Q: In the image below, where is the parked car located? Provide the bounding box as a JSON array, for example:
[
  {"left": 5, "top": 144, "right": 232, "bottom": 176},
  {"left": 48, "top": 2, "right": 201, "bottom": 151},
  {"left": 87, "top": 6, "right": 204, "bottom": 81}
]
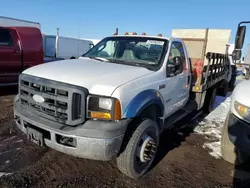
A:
[
  {"left": 13, "top": 30, "right": 231, "bottom": 179},
  {"left": 0, "top": 26, "right": 43, "bottom": 86},
  {"left": 221, "top": 22, "right": 250, "bottom": 164},
  {"left": 43, "top": 35, "right": 94, "bottom": 62}
]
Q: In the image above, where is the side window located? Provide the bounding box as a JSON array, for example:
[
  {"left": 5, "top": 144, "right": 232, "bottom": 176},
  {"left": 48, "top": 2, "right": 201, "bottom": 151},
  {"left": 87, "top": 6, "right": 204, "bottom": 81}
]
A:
[
  {"left": 167, "top": 41, "right": 186, "bottom": 76},
  {"left": 0, "top": 29, "right": 13, "bottom": 46},
  {"left": 96, "top": 41, "right": 116, "bottom": 58}
]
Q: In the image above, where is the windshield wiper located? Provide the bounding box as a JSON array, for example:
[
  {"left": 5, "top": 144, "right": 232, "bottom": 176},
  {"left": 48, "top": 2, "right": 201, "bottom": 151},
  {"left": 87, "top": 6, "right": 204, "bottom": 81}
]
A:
[
  {"left": 108, "top": 59, "right": 155, "bottom": 70},
  {"left": 85, "top": 56, "right": 109, "bottom": 62}
]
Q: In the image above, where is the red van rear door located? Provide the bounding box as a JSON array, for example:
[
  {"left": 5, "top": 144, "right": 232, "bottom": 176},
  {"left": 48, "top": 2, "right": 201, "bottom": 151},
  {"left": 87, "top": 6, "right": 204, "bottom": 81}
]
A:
[{"left": 0, "top": 27, "right": 22, "bottom": 85}]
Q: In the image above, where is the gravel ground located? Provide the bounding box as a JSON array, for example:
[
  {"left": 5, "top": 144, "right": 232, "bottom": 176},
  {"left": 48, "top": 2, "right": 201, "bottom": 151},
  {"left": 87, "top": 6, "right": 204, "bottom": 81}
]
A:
[{"left": 0, "top": 87, "right": 250, "bottom": 188}]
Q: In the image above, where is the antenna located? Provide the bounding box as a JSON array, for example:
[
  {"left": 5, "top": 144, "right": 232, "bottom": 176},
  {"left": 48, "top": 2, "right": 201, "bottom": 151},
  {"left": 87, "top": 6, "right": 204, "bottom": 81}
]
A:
[{"left": 56, "top": 28, "right": 59, "bottom": 36}]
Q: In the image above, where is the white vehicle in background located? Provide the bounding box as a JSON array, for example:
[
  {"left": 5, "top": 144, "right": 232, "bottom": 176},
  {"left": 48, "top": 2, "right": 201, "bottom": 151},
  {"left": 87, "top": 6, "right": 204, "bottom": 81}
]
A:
[
  {"left": 43, "top": 35, "right": 94, "bottom": 62},
  {"left": 82, "top": 38, "right": 101, "bottom": 46},
  {"left": 241, "top": 44, "right": 250, "bottom": 79},
  {"left": 221, "top": 21, "right": 250, "bottom": 165},
  {"left": 0, "top": 16, "right": 41, "bottom": 29}
]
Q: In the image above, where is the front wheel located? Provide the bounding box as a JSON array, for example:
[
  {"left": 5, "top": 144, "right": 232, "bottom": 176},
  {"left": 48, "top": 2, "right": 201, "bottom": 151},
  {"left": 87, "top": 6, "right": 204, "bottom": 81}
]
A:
[{"left": 116, "top": 119, "right": 160, "bottom": 179}]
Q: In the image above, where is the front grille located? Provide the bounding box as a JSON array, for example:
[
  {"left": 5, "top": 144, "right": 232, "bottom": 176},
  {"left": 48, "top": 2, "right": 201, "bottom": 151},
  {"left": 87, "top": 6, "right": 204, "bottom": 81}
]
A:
[{"left": 19, "top": 74, "right": 88, "bottom": 126}]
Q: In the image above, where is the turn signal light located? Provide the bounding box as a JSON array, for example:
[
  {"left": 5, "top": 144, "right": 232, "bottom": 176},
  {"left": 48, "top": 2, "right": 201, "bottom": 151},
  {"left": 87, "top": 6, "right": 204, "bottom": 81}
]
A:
[{"left": 90, "top": 112, "right": 111, "bottom": 119}]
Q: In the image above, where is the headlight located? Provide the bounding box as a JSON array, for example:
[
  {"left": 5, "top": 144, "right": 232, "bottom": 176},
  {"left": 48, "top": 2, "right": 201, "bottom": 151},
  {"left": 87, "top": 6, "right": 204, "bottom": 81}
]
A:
[
  {"left": 234, "top": 101, "right": 250, "bottom": 120},
  {"left": 87, "top": 95, "right": 121, "bottom": 121}
]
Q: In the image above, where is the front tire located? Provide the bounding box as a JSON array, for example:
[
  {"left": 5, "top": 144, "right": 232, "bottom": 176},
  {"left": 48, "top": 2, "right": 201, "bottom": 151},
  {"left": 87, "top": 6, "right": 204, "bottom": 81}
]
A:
[
  {"left": 221, "top": 114, "right": 248, "bottom": 165},
  {"left": 117, "top": 119, "right": 160, "bottom": 179}
]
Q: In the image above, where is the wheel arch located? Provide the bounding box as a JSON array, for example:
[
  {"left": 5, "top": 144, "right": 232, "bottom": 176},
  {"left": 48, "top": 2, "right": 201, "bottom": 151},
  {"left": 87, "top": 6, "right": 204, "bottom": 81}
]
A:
[
  {"left": 123, "top": 89, "right": 164, "bottom": 119},
  {"left": 123, "top": 89, "right": 164, "bottom": 130}
]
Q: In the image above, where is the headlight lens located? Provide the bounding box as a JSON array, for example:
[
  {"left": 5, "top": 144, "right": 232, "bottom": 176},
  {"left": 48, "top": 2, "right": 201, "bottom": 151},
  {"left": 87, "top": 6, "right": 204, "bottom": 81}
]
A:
[
  {"left": 234, "top": 101, "right": 250, "bottom": 120},
  {"left": 87, "top": 95, "right": 121, "bottom": 121},
  {"left": 99, "top": 98, "right": 112, "bottom": 110}
]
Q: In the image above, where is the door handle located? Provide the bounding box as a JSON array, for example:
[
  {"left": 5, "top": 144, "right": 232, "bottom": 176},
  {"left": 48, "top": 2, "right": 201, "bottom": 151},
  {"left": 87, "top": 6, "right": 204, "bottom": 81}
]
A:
[
  {"left": 158, "top": 84, "right": 165, "bottom": 89},
  {"left": 187, "top": 76, "right": 190, "bottom": 84}
]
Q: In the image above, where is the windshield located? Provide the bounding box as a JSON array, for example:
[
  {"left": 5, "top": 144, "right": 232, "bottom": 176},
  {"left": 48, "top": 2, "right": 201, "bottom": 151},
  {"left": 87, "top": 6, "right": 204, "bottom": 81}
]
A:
[{"left": 82, "top": 36, "right": 168, "bottom": 69}]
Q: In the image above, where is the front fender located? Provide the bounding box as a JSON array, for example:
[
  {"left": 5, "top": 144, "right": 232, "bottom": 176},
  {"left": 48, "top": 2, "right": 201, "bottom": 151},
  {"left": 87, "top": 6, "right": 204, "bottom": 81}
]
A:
[{"left": 123, "top": 89, "right": 164, "bottom": 118}]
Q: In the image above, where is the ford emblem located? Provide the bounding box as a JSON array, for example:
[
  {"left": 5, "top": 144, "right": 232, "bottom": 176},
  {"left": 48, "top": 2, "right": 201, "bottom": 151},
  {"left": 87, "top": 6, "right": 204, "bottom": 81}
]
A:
[{"left": 33, "top": 94, "right": 45, "bottom": 103}]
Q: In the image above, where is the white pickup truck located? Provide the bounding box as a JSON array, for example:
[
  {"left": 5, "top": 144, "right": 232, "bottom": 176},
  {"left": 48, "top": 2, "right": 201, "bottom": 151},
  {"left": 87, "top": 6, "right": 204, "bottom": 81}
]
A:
[{"left": 14, "top": 31, "right": 231, "bottom": 178}]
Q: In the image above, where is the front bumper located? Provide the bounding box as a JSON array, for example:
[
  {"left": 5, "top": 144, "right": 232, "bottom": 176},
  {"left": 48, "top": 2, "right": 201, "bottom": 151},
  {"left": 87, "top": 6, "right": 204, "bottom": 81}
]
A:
[
  {"left": 228, "top": 113, "right": 250, "bottom": 155},
  {"left": 14, "top": 101, "right": 129, "bottom": 161}
]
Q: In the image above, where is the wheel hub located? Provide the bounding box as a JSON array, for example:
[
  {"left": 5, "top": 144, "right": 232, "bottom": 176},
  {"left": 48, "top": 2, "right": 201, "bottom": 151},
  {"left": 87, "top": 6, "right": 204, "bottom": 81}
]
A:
[{"left": 139, "top": 135, "right": 156, "bottom": 163}]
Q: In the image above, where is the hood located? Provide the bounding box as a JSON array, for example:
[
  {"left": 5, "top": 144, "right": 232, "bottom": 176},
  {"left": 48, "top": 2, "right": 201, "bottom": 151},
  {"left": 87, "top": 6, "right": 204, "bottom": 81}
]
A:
[
  {"left": 232, "top": 79, "right": 250, "bottom": 107},
  {"left": 23, "top": 58, "right": 153, "bottom": 96}
]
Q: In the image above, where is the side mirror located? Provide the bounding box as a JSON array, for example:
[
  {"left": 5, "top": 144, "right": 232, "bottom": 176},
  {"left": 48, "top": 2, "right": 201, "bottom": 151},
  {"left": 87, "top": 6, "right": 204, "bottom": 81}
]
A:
[
  {"left": 167, "top": 64, "right": 176, "bottom": 77},
  {"left": 166, "top": 56, "right": 183, "bottom": 77},
  {"left": 232, "top": 49, "right": 242, "bottom": 61},
  {"left": 235, "top": 26, "right": 246, "bottom": 49},
  {"left": 173, "top": 56, "right": 182, "bottom": 66}
]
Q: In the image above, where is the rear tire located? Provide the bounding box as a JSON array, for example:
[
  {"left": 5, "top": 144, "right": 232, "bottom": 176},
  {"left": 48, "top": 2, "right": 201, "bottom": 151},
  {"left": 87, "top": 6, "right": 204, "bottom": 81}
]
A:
[
  {"left": 229, "top": 65, "right": 237, "bottom": 90},
  {"left": 221, "top": 114, "right": 248, "bottom": 165},
  {"left": 116, "top": 119, "right": 160, "bottom": 179},
  {"left": 203, "top": 87, "right": 217, "bottom": 113},
  {"left": 217, "top": 80, "right": 229, "bottom": 97}
]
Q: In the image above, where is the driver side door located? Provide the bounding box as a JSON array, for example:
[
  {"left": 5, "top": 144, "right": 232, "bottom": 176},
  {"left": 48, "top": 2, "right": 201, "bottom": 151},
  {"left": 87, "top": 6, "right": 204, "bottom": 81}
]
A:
[{"left": 165, "top": 41, "right": 190, "bottom": 114}]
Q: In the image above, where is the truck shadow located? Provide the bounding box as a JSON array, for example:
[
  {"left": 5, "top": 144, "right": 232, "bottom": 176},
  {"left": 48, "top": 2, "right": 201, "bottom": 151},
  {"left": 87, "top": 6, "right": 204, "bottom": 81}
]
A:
[
  {"left": 0, "top": 86, "right": 18, "bottom": 96},
  {"left": 151, "top": 112, "right": 206, "bottom": 169}
]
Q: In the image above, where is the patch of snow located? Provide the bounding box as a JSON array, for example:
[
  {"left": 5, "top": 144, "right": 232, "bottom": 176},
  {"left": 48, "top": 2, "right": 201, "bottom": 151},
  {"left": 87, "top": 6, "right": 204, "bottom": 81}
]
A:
[
  {"left": 194, "top": 76, "right": 244, "bottom": 159},
  {"left": 203, "top": 142, "right": 222, "bottom": 159},
  {"left": 0, "top": 172, "right": 12, "bottom": 177},
  {"left": 14, "top": 139, "right": 23, "bottom": 143}
]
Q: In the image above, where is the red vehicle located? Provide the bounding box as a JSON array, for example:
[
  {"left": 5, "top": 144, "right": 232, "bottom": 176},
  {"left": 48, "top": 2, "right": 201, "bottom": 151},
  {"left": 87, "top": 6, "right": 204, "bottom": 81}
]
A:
[{"left": 0, "top": 26, "right": 43, "bottom": 86}]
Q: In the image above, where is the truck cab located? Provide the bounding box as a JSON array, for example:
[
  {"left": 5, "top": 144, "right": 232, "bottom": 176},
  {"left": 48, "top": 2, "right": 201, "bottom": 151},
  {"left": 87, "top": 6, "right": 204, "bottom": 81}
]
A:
[
  {"left": 13, "top": 32, "right": 230, "bottom": 179},
  {"left": 0, "top": 26, "right": 43, "bottom": 86}
]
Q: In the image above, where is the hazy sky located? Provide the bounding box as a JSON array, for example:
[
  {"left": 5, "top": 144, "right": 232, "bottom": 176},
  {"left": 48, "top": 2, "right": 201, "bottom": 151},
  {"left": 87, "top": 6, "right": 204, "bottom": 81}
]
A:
[{"left": 1, "top": 0, "right": 250, "bottom": 51}]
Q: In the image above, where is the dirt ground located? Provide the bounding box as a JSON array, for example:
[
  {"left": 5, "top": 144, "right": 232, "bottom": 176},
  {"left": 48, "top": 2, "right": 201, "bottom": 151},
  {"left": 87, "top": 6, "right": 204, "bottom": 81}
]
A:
[{"left": 1, "top": 87, "right": 250, "bottom": 188}]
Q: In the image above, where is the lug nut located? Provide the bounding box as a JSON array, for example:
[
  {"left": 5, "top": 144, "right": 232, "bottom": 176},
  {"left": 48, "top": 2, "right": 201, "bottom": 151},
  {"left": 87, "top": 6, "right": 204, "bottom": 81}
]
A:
[{"left": 144, "top": 157, "right": 150, "bottom": 161}]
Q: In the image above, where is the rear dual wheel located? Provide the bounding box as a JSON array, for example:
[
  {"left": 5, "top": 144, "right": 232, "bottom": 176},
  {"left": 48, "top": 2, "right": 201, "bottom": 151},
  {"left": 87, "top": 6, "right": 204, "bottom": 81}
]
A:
[
  {"left": 116, "top": 119, "right": 160, "bottom": 179},
  {"left": 203, "top": 87, "right": 217, "bottom": 113}
]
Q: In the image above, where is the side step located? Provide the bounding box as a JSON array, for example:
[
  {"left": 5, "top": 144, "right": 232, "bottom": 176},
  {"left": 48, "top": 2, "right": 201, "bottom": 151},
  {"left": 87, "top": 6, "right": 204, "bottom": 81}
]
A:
[{"left": 163, "top": 100, "right": 198, "bottom": 130}]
